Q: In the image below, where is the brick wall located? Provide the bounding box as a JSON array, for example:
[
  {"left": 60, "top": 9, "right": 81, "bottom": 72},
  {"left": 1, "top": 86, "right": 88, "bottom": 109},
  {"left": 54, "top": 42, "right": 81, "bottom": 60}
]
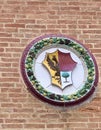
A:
[{"left": 0, "top": 0, "right": 101, "bottom": 130}]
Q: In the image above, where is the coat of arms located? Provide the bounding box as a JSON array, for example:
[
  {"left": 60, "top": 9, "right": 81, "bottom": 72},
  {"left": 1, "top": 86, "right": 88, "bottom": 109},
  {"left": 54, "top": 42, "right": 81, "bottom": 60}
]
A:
[
  {"left": 42, "top": 50, "right": 77, "bottom": 89},
  {"left": 21, "top": 35, "right": 98, "bottom": 107}
]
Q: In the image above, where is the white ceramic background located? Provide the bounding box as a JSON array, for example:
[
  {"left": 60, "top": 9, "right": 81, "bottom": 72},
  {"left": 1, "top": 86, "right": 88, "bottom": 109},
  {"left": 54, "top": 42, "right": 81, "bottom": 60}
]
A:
[{"left": 34, "top": 47, "right": 86, "bottom": 95}]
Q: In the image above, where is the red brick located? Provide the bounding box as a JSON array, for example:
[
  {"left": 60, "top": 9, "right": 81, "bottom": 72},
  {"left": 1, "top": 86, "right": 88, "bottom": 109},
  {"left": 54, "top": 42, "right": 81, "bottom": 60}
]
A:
[
  {"left": 1, "top": 103, "right": 22, "bottom": 108},
  {"left": 16, "top": 19, "right": 35, "bottom": 24},
  {"left": 2, "top": 73, "right": 19, "bottom": 77},
  {"left": 27, "top": 1, "right": 46, "bottom": 5},
  {"left": 0, "top": 114, "right": 9, "bottom": 118},
  {"left": 0, "top": 94, "right": 8, "bottom": 99},
  {"left": 89, "top": 118, "right": 101, "bottom": 122},
  {"left": 75, "top": 129, "right": 93, "bottom": 130},
  {"left": 0, "top": 43, "right": 8, "bottom": 47},
  {"left": 0, "top": 38, "right": 20, "bottom": 42},
  {"left": 47, "top": 124, "right": 64, "bottom": 128},
  {"left": 89, "top": 25, "right": 101, "bottom": 29},
  {"left": 1, "top": 88, "right": 21, "bottom": 93},
  {"left": 67, "top": 122, "right": 87, "bottom": 128},
  {"left": 36, "top": 19, "right": 57, "bottom": 24},
  {"left": 60, "top": 7, "right": 80, "bottom": 11},
  {"left": 7, "top": 1, "right": 23, "bottom": 4},
  {"left": 84, "top": 44, "right": 93, "bottom": 48},
  {"left": 0, "top": 0, "right": 100, "bottom": 130},
  {"left": 5, "top": 119, "right": 26, "bottom": 123},
  {"left": 69, "top": 118, "right": 89, "bottom": 122},
  {"left": 1, "top": 57, "right": 19, "bottom": 62},
  {"left": 10, "top": 113, "right": 30, "bottom": 118},
  {"left": 0, "top": 83, "right": 14, "bottom": 87},
  {"left": 6, "top": 48, "right": 23, "bottom": 52},
  {"left": 2, "top": 124, "right": 23, "bottom": 128},
  {"left": 91, "top": 49, "right": 101, "bottom": 53},
  {"left": 24, "top": 124, "right": 45, "bottom": 128},
  {"left": 0, "top": 48, "right": 4, "bottom": 52},
  {"left": 0, "top": 119, "right": 4, "bottom": 123},
  {"left": 12, "top": 98, "right": 26, "bottom": 102},
  {"left": 0, "top": 14, "right": 15, "bottom": 18},
  {"left": 13, "top": 108, "right": 34, "bottom": 113},
  {"left": 0, "top": 68, "right": 18, "bottom": 72},
  {"left": 78, "top": 20, "right": 97, "bottom": 24},
  {"left": 40, "top": 29, "right": 60, "bottom": 33},
  {"left": 69, "top": 2, "right": 87, "bottom": 6},
  {"left": 26, "top": 25, "right": 46, "bottom": 29},
  {"left": 0, "top": 78, "right": 19, "bottom": 82},
  {"left": 3, "top": 28, "right": 18, "bottom": 33},
  {"left": 0, "top": 53, "right": 12, "bottom": 58},
  {"left": 9, "top": 93, "right": 27, "bottom": 98},
  {"left": 0, "top": 98, "right": 10, "bottom": 102},
  {"left": 47, "top": 24, "right": 66, "bottom": 29},
  {"left": 58, "top": 20, "right": 77, "bottom": 24},
  {"left": 0, "top": 19, "right": 13, "bottom": 23},
  {"left": 0, "top": 33, "right": 12, "bottom": 37},
  {"left": 40, "top": 113, "right": 60, "bottom": 119},
  {"left": 94, "top": 44, "right": 101, "bottom": 48},
  {"left": 87, "top": 123, "right": 98, "bottom": 128},
  {"left": 5, "top": 24, "right": 25, "bottom": 28},
  {"left": 78, "top": 25, "right": 88, "bottom": 28},
  {"left": 11, "top": 62, "right": 19, "bottom": 67}
]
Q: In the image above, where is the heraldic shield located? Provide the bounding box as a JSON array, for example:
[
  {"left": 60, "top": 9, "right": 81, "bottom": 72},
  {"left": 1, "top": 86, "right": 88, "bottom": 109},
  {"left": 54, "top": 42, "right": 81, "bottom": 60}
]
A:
[{"left": 42, "top": 50, "right": 77, "bottom": 89}]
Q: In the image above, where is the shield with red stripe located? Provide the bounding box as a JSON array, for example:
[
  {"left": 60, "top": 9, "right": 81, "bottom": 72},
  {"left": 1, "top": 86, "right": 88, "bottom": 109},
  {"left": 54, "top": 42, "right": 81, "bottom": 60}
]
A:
[{"left": 42, "top": 50, "right": 77, "bottom": 89}]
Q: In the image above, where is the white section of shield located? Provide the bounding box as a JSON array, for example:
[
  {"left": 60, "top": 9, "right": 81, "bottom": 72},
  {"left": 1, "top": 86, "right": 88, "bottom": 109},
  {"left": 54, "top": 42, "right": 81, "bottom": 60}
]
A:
[
  {"left": 60, "top": 71, "right": 72, "bottom": 89},
  {"left": 33, "top": 47, "right": 87, "bottom": 95}
]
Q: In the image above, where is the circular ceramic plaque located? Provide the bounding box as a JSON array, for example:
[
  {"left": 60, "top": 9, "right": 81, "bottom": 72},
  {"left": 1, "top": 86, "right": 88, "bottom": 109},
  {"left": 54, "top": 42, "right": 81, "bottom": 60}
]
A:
[{"left": 21, "top": 34, "right": 98, "bottom": 107}]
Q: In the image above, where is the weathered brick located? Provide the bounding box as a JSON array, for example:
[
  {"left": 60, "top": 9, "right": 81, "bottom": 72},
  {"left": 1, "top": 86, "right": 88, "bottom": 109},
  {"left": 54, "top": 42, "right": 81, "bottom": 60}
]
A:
[
  {"left": 5, "top": 119, "right": 26, "bottom": 123},
  {"left": 0, "top": 38, "right": 20, "bottom": 42},
  {"left": 87, "top": 123, "right": 98, "bottom": 128},
  {"left": 47, "top": 124, "right": 64, "bottom": 128},
  {"left": 24, "top": 124, "right": 45, "bottom": 128},
  {"left": 13, "top": 108, "right": 34, "bottom": 113},
  {"left": 1, "top": 103, "right": 22, "bottom": 108},
  {"left": 0, "top": 78, "right": 19, "bottom": 82},
  {"left": 0, "top": 19, "right": 13, "bottom": 23},
  {"left": 0, "top": 0, "right": 100, "bottom": 130},
  {"left": 0, "top": 83, "right": 14, "bottom": 87},
  {"left": 5, "top": 24, "right": 25, "bottom": 28},
  {"left": 0, "top": 33, "right": 12, "bottom": 37},
  {"left": 2, "top": 124, "right": 23, "bottom": 128},
  {"left": 1, "top": 88, "right": 21, "bottom": 93}
]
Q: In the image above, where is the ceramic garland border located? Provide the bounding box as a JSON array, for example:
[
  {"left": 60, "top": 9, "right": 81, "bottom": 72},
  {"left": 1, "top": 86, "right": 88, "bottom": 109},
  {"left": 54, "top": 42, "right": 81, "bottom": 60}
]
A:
[{"left": 21, "top": 34, "right": 98, "bottom": 107}]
